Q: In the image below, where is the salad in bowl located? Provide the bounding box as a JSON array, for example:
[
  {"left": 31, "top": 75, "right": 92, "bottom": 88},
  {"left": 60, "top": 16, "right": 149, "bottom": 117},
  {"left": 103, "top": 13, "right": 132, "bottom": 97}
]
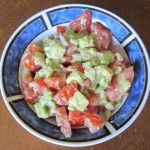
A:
[{"left": 21, "top": 12, "right": 134, "bottom": 137}]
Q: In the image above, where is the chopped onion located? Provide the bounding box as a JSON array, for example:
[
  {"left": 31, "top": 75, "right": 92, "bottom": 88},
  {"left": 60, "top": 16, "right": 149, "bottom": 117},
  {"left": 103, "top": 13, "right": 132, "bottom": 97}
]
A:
[
  {"left": 59, "top": 33, "right": 69, "bottom": 46},
  {"left": 91, "top": 23, "right": 94, "bottom": 31}
]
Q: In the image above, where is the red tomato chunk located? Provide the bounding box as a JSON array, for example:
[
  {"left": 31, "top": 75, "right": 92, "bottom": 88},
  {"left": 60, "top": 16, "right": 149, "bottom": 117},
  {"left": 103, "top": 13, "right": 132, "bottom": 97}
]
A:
[
  {"left": 68, "top": 11, "right": 92, "bottom": 33},
  {"left": 69, "top": 110, "right": 85, "bottom": 126},
  {"left": 56, "top": 107, "right": 72, "bottom": 137},
  {"left": 53, "top": 81, "right": 78, "bottom": 106},
  {"left": 44, "top": 72, "right": 66, "bottom": 91},
  {"left": 84, "top": 113, "right": 105, "bottom": 134}
]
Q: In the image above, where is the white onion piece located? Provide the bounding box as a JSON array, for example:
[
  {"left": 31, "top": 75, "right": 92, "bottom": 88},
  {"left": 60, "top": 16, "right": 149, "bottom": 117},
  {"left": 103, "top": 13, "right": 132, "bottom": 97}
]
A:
[
  {"left": 59, "top": 33, "right": 69, "bottom": 46},
  {"left": 91, "top": 23, "right": 94, "bottom": 31}
]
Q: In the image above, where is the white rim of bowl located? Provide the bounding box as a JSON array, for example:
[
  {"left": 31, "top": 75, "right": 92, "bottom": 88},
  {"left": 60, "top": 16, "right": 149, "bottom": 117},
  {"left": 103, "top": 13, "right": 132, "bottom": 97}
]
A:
[{"left": 0, "top": 4, "right": 150, "bottom": 147}]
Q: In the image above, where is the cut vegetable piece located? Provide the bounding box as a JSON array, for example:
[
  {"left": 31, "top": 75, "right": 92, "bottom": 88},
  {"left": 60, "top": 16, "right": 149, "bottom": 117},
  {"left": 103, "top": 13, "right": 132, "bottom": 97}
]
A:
[
  {"left": 81, "top": 88, "right": 99, "bottom": 106},
  {"left": 61, "top": 55, "right": 73, "bottom": 66},
  {"left": 53, "top": 81, "right": 78, "bottom": 106},
  {"left": 44, "top": 39, "right": 66, "bottom": 59},
  {"left": 23, "top": 53, "right": 41, "bottom": 72},
  {"left": 65, "top": 44, "right": 77, "bottom": 55},
  {"left": 34, "top": 90, "right": 57, "bottom": 118},
  {"left": 106, "top": 87, "right": 122, "bottom": 102},
  {"left": 68, "top": 11, "right": 92, "bottom": 33},
  {"left": 69, "top": 110, "right": 85, "bottom": 126},
  {"left": 56, "top": 107, "right": 72, "bottom": 137},
  {"left": 22, "top": 74, "right": 38, "bottom": 102},
  {"left": 32, "top": 52, "right": 45, "bottom": 67},
  {"left": 66, "top": 71, "right": 84, "bottom": 85},
  {"left": 28, "top": 44, "right": 43, "bottom": 53},
  {"left": 44, "top": 72, "right": 66, "bottom": 91},
  {"left": 68, "top": 91, "right": 89, "bottom": 111},
  {"left": 85, "top": 106, "right": 100, "bottom": 114},
  {"left": 123, "top": 66, "right": 134, "bottom": 83},
  {"left": 84, "top": 113, "right": 105, "bottom": 134},
  {"left": 34, "top": 59, "right": 60, "bottom": 79},
  {"left": 78, "top": 35, "right": 94, "bottom": 48},
  {"left": 29, "top": 79, "right": 48, "bottom": 95},
  {"left": 23, "top": 87, "right": 38, "bottom": 102},
  {"left": 67, "top": 63, "right": 84, "bottom": 72},
  {"left": 93, "top": 22, "right": 112, "bottom": 50},
  {"left": 59, "top": 33, "right": 69, "bottom": 46},
  {"left": 57, "top": 26, "right": 67, "bottom": 34}
]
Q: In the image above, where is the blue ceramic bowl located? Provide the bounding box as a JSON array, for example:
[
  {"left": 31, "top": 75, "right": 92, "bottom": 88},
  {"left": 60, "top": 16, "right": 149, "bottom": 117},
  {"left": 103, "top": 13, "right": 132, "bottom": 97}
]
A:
[{"left": 0, "top": 4, "right": 150, "bottom": 147}]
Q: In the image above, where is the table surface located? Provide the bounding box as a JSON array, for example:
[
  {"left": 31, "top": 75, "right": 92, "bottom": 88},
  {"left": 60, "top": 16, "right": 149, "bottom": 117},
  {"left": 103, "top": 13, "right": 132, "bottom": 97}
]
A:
[{"left": 0, "top": 0, "right": 150, "bottom": 150}]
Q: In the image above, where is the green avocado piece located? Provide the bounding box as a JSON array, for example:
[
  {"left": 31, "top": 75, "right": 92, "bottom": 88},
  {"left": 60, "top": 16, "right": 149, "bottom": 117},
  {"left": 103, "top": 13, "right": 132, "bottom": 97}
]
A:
[
  {"left": 66, "top": 71, "right": 84, "bottom": 85},
  {"left": 79, "top": 48, "right": 97, "bottom": 61},
  {"left": 99, "top": 51, "right": 114, "bottom": 65},
  {"left": 34, "top": 90, "right": 57, "bottom": 118},
  {"left": 32, "top": 52, "right": 45, "bottom": 67},
  {"left": 44, "top": 39, "right": 66, "bottom": 59},
  {"left": 64, "top": 30, "right": 84, "bottom": 40},
  {"left": 41, "top": 38, "right": 51, "bottom": 50},
  {"left": 78, "top": 35, "right": 94, "bottom": 48},
  {"left": 68, "top": 91, "right": 89, "bottom": 111},
  {"left": 34, "top": 59, "right": 60, "bottom": 79}
]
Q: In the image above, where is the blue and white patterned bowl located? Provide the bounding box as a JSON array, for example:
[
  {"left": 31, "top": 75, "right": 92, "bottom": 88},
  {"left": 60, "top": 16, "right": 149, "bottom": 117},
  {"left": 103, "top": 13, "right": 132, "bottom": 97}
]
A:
[{"left": 0, "top": 4, "right": 150, "bottom": 147}]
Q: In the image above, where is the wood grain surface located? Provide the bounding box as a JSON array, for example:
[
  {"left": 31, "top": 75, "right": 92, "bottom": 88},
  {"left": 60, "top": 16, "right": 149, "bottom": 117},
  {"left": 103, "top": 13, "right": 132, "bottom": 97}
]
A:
[{"left": 0, "top": 0, "right": 150, "bottom": 150}]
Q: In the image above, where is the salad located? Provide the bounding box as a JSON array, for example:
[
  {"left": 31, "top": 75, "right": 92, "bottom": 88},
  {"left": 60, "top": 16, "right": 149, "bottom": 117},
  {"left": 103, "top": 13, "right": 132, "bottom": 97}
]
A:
[{"left": 22, "top": 12, "right": 134, "bottom": 137}]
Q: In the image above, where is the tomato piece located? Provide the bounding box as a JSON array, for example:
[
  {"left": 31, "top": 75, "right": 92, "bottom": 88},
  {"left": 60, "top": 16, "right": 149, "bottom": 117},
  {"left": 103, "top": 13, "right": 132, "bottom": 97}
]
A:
[
  {"left": 106, "top": 66, "right": 134, "bottom": 102},
  {"left": 123, "top": 66, "right": 134, "bottom": 83},
  {"left": 83, "top": 79, "right": 92, "bottom": 87},
  {"left": 29, "top": 79, "right": 48, "bottom": 95},
  {"left": 23, "top": 74, "right": 33, "bottom": 85},
  {"left": 106, "top": 87, "right": 122, "bottom": 102},
  {"left": 93, "top": 22, "right": 112, "bottom": 50},
  {"left": 65, "top": 44, "right": 77, "bottom": 55},
  {"left": 68, "top": 12, "right": 92, "bottom": 33},
  {"left": 81, "top": 88, "right": 99, "bottom": 106},
  {"left": 69, "top": 110, "right": 85, "bottom": 126},
  {"left": 110, "top": 57, "right": 129, "bottom": 70},
  {"left": 56, "top": 107, "right": 72, "bottom": 137},
  {"left": 53, "top": 81, "right": 78, "bottom": 106},
  {"left": 57, "top": 26, "right": 67, "bottom": 34},
  {"left": 68, "top": 63, "right": 84, "bottom": 72},
  {"left": 23, "top": 53, "right": 41, "bottom": 72},
  {"left": 44, "top": 72, "right": 66, "bottom": 91},
  {"left": 22, "top": 75, "right": 38, "bottom": 102},
  {"left": 23, "top": 87, "right": 38, "bottom": 102},
  {"left": 61, "top": 55, "right": 73, "bottom": 66},
  {"left": 85, "top": 106, "right": 100, "bottom": 114},
  {"left": 27, "top": 44, "right": 43, "bottom": 53},
  {"left": 89, "top": 92, "right": 99, "bottom": 106},
  {"left": 84, "top": 113, "right": 105, "bottom": 134}
]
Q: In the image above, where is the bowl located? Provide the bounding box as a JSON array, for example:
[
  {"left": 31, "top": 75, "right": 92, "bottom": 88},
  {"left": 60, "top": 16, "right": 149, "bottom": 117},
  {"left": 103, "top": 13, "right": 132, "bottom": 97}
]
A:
[{"left": 0, "top": 4, "right": 150, "bottom": 147}]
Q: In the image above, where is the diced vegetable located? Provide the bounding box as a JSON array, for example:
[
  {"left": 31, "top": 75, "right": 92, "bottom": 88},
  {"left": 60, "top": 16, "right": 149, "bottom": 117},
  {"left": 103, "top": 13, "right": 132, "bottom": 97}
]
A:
[
  {"left": 84, "top": 113, "right": 105, "bottom": 134},
  {"left": 56, "top": 107, "right": 72, "bottom": 137},
  {"left": 57, "top": 26, "right": 67, "bottom": 34},
  {"left": 69, "top": 110, "right": 85, "bottom": 126},
  {"left": 93, "top": 22, "right": 112, "bottom": 50},
  {"left": 29, "top": 79, "right": 48, "bottom": 95},
  {"left": 68, "top": 11, "right": 92, "bottom": 33},
  {"left": 44, "top": 72, "right": 66, "bottom": 91},
  {"left": 28, "top": 44, "right": 43, "bottom": 53},
  {"left": 21, "top": 11, "right": 134, "bottom": 137},
  {"left": 34, "top": 90, "right": 57, "bottom": 118},
  {"left": 44, "top": 39, "right": 66, "bottom": 59},
  {"left": 66, "top": 71, "right": 84, "bottom": 85},
  {"left": 68, "top": 91, "right": 89, "bottom": 111},
  {"left": 54, "top": 81, "right": 78, "bottom": 106},
  {"left": 23, "top": 53, "right": 42, "bottom": 72}
]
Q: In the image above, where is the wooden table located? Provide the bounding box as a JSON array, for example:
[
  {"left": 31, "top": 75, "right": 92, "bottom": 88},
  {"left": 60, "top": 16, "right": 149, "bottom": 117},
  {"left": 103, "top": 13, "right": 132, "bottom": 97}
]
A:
[{"left": 0, "top": 0, "right": 150, "bottom": 149}]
